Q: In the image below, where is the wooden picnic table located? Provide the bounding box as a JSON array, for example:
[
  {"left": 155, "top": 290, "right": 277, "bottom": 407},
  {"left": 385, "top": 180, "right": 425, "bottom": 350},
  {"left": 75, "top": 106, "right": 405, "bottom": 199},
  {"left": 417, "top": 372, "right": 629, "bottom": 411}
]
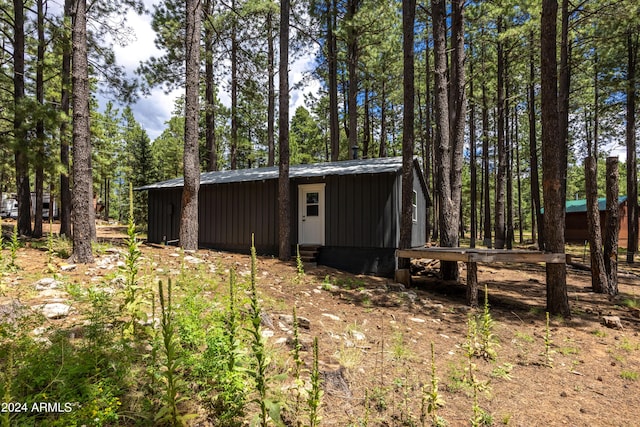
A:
[{"left": 395, "top": 247, "right": 566, "bottom": 307}]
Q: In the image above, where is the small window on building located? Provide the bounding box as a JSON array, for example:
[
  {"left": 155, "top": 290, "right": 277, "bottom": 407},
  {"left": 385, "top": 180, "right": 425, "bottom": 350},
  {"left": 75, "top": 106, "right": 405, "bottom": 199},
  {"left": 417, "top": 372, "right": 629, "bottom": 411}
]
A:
[{"left": 412, "top": 190, "right": 418, "bottom": 223}]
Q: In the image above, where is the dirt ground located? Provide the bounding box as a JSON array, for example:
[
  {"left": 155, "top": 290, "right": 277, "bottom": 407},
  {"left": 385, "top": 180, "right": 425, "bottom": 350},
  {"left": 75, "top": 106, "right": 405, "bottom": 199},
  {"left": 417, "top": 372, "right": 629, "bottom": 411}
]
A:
[{"left": 2, "top": 220, "right": 640, "bottom": 426}]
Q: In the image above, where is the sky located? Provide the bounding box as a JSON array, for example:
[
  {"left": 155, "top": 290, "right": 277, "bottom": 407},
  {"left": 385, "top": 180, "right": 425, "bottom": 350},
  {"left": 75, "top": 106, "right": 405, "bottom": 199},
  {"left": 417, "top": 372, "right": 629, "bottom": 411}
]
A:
[{"left": 111, "top": 1, "right": 320, "bottom": 141}]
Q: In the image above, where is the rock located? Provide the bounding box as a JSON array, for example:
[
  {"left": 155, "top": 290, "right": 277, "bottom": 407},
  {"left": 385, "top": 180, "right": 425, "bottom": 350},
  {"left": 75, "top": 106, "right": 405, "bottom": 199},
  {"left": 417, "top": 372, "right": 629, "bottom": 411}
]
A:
[
  {"left": 401, "top": 291, "right": 418, "bottom": 303},
  {"left": 39, "top": 303, "right": 72, "bottom": 319},
  {"left": 322, "top": 313, "right": 341, "bottom": 321},
  {"left": 60, "top": 264, "right": 77, "bottom": 271},
  {"left": 279, "top": 314, "right": 311, "bottom": 329},
  {"left": 350, "top": 330, "right": 366, "bottom": 341},
  {"left": 321, "top": 367, "right": 352, "bottom": 398},
  {"left": 260, "top": 312, "right": 274, "bottom": 329},
  {"left": 0, "top": 300, "right": 27, "bottom": 326},
  {"left": 38, "top": 289, "right": 67, "bottom": 299},
  {"left": 602, "top": 316, "right": 623, "bottom": 330},
  {"left": 34, "top": 278, "right": 62, "bottom": 290},
  {"left": 183, "top": 255, "right": 203, "bottom": 264},
  {"left": 261, "top": 329, "right": 274, "bottom": 338},
  {"left": 387, "top": 282, "right": 406, "bottom": 292},
  {"left": 409, "top": 317, "right": 426, "bottom": 323}
]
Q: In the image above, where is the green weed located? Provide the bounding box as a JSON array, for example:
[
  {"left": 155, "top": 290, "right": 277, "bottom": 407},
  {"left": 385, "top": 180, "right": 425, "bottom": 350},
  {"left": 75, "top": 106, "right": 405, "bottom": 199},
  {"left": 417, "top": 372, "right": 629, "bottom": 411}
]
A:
[
  {"left": 421, "top": 342, "right": 446, "bottom": 427},
  {"left": 620, "top": 370, "right": 638, "bottom": 381},
  {"left": 544, "top": 312, "right": 554, "bottom": 367},
  {"left": 308, "top": 337, "right": 323, "bottom": 427},
  {"left": 490, "top": 363, "right": 513, "bottom": 381}
]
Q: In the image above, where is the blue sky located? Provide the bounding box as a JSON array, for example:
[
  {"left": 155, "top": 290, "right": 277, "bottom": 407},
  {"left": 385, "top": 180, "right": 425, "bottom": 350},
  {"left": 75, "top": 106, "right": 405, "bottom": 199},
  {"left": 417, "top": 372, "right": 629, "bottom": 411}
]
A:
[{"left": 111, "top": 0, "right": 319, "bottom": 141}]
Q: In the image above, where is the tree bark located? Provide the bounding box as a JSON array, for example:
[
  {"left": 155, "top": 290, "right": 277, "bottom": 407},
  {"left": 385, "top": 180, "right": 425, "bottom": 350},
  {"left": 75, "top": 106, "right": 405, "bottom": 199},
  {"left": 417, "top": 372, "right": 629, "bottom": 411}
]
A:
[
  {"left": 398, "top": 0, "right": 416, "bottom": 271},
  {"left": 204, "top": 0, "right": 218, "bottom": 171},
  {"left": 180, "top": 0, "right": 202, "bottom": 251},
  {"left": 267, "top": 9, "right": 276, "bottom": 167},
  {"left": 450, "top": 0, "right": 466, "bottom": 249},
  {"left": 541, "top": 0, "right": 570, "bottom": 317},
  {"left": 71, "top": 0, "right": 95, "bottom": 263},
  {"left": 481, "top": 45, "right": 491, "bottom": 248},
  {"left": 346, "top": 0, "right": 360, "bottom": 159},
  {"left": 278, "top": 0, "right": 291, "bottom": 261},
  {"left": 585, "top": 156, "right": 607, "bottom": 293},
  {"left": 379, "top": 82, "right": 387, "bottom": 157},
  {"left": 625, "top": 31, "right": 638, "bottom": 263},
  {"left": 230, "top": 0, "right": 238, "bottom": 169},
  {"left": 433, "top": 0, "right": 459, "bottom": 280},
  {"left": 59, "top": 0, "right": 73, "bottom": 238},
  {"left": 558, "top": 0, "right": 571, "bottom": 207},
  {"left": 469, "top": 41, "right": 477, "bottom": 248},
  {"left": 33, "top": 0, "right": 46, "bottom": 239},
  {"left": 528, "top": 30, "right": 543, "bottom": 247},
  {"left": 13, "top": 0, "right": 31, "bottom": 237},
  {"left": 495, "top": 17, "right": 506, "bottom": 249},
  {"left": 604, "top": 157, "right": 619, "bottom": 296},
  {"left": 327, "top": 0, "right": 339, "bottom": 161}
]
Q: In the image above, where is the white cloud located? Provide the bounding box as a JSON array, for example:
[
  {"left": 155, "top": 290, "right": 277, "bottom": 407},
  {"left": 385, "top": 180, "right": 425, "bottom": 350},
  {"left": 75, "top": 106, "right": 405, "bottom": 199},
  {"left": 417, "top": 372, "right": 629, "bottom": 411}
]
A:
[{"left": 111, "top": 1, "right": 322, "bottom": 142}]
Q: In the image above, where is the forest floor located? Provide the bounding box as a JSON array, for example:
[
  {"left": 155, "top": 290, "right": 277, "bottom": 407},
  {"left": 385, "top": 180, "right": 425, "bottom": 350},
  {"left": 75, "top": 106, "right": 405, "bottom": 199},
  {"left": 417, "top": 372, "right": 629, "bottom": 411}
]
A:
[{"left": 1, "top": 219, "right": 640, "bottom": 426}]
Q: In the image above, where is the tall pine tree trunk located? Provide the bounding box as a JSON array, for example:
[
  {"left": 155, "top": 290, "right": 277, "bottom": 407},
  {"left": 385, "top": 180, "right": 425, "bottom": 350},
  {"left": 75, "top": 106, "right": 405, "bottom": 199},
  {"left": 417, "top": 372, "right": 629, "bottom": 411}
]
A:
[
  {"left": 625, "top": 31, "right": 638, "bottom": 263},
  {"left": 346, "top": 0, "right": 360, "bottom": 159},
  {"left": 71, "top": 0, "right": 95, "bottom": 262},
  {"left": 278, "top": 0, "right": 291, "bottom": 261},
  {"left": 529, "top": 30, "right": 543, "bottom": 247},
  {"left": 481, "top": 46, "right": 491, "bottom": 248},
  {"left": 59, "top": 0, "right": 72, "bottom": 238},
  {"left": 204, "top": 0, "right": 218, "bottom": 171},
  {"left": 433, "top": 0, "right": 458, "bottom": 280},
  {"left": 327, "top": 0, "right": 339, "bottom": 161},
  {"left": 33, "top": 0, "right": 46, "bottom": 239},
  {"left": 398, "top": 0, "right": 416, "bottom": 271},
  {"left": 13, "top": 0, "right": 31, "bottom": 237},
  {"left": 469, "top": 42, "right": 477, "bottom": 248},
  {"left": 585, "top": 156, "right": 607, "bottom": 293},
  {"left": 180, "top": 0, "right": 202, "bottom": 251},
  {"left": 541, "top": 0, "right": 570, "bottom": 317},
  {"left": 604, "top": 157, "right": 619, "bottom": 295},
  {"left": 230, "top": 0, "right": 238, "bottom": 169},
  {"left": 495, "top": 17, "right": 506, "bottom": 249},
  {"left": 267, "top": 10, "right": 276, "bottom": 167}
]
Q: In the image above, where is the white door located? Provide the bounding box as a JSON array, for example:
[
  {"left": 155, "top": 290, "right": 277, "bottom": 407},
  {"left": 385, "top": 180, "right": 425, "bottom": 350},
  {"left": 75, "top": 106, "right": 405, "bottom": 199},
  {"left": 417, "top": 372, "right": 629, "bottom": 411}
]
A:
[{"left": 298, "top": 184, "right": 325, "bottom": 245}]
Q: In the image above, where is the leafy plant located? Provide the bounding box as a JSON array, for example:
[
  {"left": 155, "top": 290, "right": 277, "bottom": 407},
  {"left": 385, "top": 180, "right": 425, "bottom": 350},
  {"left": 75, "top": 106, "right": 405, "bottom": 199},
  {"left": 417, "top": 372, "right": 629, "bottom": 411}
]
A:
[
  {"left": 8, "top": 224, "right": 19, "bottom": 270},
  {"left": 620, "top": 370, "right": 638, "bottom": 381},
  {"left": 246, "top": 238, "right": 282, "bottom": 426},
  {"left": 479, "top": 285, "right": 499, "bottom": 360},
  {"left": 490, "top": 363, "right": 513, "bottom": 381},
  {"left": 296, "top": 244, "right": 305, "bottom": 283},
  {"left": 45, "top": 217, "right": 57, "bottom": 273},
  {"left": 544, "top": 312, "right": 554, "bottom": 367},
  {"left": 121, "top": 185, "right": 146, "bottom": 338},
  {"left": 421, "top": 342, "right": 446, "bottom": 427},
  {"left": 308, "top": 336, "right": 323, "bottom": 427},
  {"left": 155, "top": 280, "right": 193, "bottom": 426}
]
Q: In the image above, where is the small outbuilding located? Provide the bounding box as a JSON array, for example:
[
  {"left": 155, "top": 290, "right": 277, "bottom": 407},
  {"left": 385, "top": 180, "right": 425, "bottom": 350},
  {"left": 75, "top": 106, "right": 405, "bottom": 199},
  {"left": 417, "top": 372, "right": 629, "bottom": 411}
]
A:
[
  {"left": 137, "top": 156, "right": 430, "bottom": 276},
  {"left": 565, "top": 196, "right": 639, "bottom": 248}
]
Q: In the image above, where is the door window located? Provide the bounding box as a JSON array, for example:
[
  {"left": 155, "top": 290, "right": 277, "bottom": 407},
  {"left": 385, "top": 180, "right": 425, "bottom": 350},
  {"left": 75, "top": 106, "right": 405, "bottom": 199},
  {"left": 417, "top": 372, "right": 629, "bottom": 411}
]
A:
[{"left": 306, "top": 192, "right": 319, "bottom": 216}]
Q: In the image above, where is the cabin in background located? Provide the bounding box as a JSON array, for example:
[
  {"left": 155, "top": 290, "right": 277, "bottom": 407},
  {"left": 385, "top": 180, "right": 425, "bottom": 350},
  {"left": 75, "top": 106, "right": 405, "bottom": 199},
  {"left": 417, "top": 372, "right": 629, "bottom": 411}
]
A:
[
  {"left": 138, "top": 157, "right": 430, "bottom": 276},
  {"left": 564, "top": 196, "right": 638, "bottom": 248}
]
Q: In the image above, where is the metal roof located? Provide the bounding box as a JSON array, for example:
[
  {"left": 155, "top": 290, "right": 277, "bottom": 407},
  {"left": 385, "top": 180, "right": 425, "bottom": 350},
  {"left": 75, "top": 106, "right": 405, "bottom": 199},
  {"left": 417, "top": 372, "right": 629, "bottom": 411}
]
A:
[
  {"left": 565, "top": 196, "right": 627, "bottom": 213},
  {"left": 136, "top": 156, "right": 405, "bottom": 190}
]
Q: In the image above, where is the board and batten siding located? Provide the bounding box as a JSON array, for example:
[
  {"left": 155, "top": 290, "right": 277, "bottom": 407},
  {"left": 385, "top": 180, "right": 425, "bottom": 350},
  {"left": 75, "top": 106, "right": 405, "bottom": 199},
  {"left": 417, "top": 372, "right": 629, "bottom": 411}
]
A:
[
  {"left": 147, "top": 188, "right": 182, "bottom": 244},
  {"left": 322, "top": 172, "right": 398, "bottom": 248},
  {"left": 198, "top": 180, "right": 279, "bottom": 254}
]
